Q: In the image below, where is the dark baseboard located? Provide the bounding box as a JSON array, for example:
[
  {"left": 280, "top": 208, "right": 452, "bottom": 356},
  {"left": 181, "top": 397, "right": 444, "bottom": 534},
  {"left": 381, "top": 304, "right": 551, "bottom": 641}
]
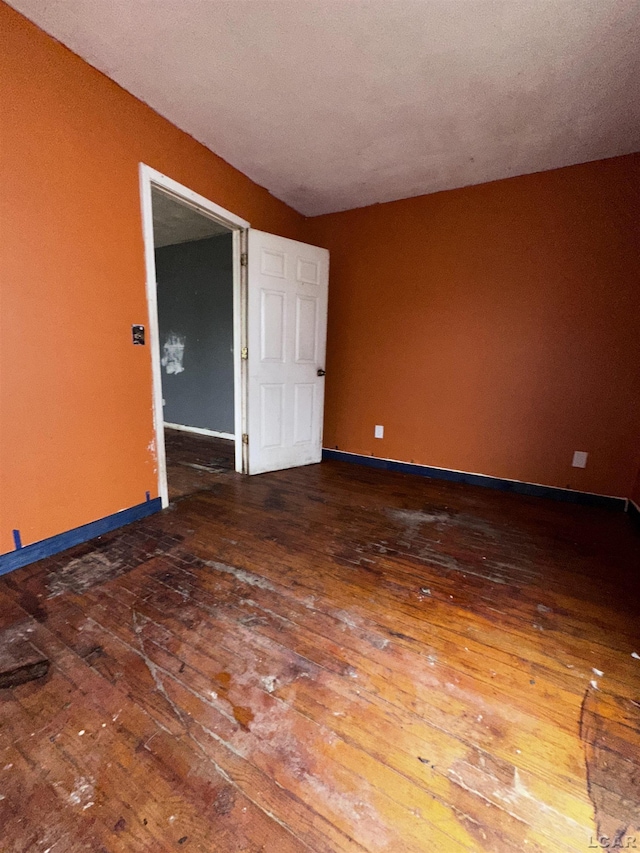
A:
[
  {"left": 322, "top": 449, "right": 626, "bottom": 511},
  {"left": 0, "top": 497, "right": 163, "bottom": 576},
  {"left": 628, "top": 500, "right": 640, "bottom": 530}
]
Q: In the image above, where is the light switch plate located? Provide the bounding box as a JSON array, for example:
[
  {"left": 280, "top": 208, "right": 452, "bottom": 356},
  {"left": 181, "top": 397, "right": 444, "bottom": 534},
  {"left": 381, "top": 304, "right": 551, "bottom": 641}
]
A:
[
  {"left": 572, "top": 451, "right": 588, "bottom": 468},
  {"left": 374, "top": 425, "right": 384, "bottom": 439},
  {"left": 132, "top": 324, "right": 145, "bottom": 345}
]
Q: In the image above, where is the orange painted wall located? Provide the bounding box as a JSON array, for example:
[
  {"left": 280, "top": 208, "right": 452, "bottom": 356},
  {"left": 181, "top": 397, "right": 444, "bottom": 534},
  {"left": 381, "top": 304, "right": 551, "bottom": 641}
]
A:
[
  {"left": 2, "top": 4, "right": 639, "bottom": 559},
  {"left": 305, "top": 155, "right": 640, "bottom": 499},
  {"left": 0, "top": 3, "right": 305, "bottom": 555}
]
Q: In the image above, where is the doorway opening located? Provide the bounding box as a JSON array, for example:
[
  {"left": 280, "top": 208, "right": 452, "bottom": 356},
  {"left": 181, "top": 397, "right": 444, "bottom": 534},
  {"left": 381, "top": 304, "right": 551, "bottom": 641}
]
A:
[
  {"left": 139, "top": 165, "right": 250, "bottom": 507},
  {"left": 141, "top": 164, "right": 330, "bottom": 501},
  {"left": 153, "top": 190, "right": 235, "bottom": 500}
]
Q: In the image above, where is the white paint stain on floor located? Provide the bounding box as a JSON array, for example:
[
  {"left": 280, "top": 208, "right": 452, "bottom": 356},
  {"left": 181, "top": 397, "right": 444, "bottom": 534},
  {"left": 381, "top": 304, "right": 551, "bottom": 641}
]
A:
[
  {"left": 206, "top": 561, "right": 278, "bottom": 593},
  {"left": 67, "top": 776, "right": 95, "bottom": 807},
  {"left": 47, "top": 552, "right": 123, "bottom": 598}
]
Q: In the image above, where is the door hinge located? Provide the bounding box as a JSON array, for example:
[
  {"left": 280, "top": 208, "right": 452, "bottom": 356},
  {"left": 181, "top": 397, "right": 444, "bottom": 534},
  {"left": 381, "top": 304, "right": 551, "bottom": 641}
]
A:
[
  {"left": 242, "top": 433, "right": 249, "bottom": 445},
  {"left": 240, "top": 252, "right": 248, "bottom": 267},
  {"left": 241, "top": 346, "right": 248, "bottom": 360}
]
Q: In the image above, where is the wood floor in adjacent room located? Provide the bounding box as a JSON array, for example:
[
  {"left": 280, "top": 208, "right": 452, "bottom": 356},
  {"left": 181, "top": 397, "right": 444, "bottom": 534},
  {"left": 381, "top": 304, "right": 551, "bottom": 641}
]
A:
[{"left": 1, "top": 434, "right": 639, "bottom": 853}]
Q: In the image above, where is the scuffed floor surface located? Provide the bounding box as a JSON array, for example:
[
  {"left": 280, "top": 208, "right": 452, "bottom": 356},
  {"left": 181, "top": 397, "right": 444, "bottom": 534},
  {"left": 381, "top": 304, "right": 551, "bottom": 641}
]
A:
[
  {"left": 164, "top": 428, "right": 235, "bottom": 501},
  {"left": 1, "top": 459, "right": 639, "bottom": 852}
]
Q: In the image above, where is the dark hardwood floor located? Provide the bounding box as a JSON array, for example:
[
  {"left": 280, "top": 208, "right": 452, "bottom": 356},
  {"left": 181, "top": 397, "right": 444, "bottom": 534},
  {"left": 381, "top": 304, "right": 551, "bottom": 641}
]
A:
[
  {"left": 1, "top": 442, "right": 639, "bottom": 852},
  {"left": 164, "top": 428, "right": 235, "bottom": 501}
]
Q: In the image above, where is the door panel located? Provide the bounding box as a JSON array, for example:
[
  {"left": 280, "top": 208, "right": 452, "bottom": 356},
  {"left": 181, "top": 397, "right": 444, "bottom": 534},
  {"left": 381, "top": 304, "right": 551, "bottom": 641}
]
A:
[
  {"left": 295, "top": 296, "right": 318, "bottom": 363},
  {"left": 293, "top": 383, "right": 315, "bottom": 445},
  {"left": 247, "top": 230, "right": 329, "bottom": 475},
  {"left": 260, "top": 290, "right": 286, "bottom": 361}
]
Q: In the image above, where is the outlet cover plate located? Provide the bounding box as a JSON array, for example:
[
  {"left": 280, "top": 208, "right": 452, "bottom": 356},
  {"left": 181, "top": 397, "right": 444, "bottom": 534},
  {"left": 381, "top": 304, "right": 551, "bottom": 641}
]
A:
[{"left": 572, "top": 451, "right": 588, "bottom": 468}]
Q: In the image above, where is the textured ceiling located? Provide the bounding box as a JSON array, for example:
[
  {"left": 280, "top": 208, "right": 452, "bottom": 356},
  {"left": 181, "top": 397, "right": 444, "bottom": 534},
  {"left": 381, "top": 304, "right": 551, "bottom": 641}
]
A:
[
  {"left": 152, "top": 190, "right": 230, "bottom": 248},
  {"left": 9, "top": 0, "right": 640, "bottom": 216}
]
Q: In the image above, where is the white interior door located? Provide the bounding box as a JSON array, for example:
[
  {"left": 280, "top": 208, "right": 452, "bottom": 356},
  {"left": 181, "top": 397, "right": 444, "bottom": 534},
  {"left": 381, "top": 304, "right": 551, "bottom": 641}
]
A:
[{"left": 247, "top": 230, "right": 329, "bottom": 475}]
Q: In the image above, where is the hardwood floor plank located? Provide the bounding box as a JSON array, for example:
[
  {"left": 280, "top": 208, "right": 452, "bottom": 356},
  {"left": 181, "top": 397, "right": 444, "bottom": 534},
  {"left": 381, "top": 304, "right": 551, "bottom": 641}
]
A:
[
  {"left": 1, "top": 437, "right": 638, "bottom": 851},
  {"left": 99, "top": 559, "right": 598, "bottom": 850}
]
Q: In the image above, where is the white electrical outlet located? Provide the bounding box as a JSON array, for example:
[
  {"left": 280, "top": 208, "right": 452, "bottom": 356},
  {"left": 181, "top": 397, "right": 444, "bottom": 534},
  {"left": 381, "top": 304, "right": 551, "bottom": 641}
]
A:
[
  {"left": 374, "top": 425, "right": 384, "bottom": 439},
  {"left": 572, "top": 451, "right": 588, "bottom": 468}
]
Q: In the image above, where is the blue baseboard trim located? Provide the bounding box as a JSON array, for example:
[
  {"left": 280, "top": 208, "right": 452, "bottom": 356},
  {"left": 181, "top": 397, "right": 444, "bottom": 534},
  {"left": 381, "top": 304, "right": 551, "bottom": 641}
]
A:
[
  {"left": 0, "top": 497, "right": 163, "bottom": 576},
  {"left": 322, "top": 449, "right": 627, "bottom": 511}
]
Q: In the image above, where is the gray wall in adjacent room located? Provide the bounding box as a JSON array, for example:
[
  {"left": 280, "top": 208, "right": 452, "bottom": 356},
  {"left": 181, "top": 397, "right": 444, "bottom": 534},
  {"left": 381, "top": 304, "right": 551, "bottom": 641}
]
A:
[{"left": 155, "top": 233, "right": 234, "bottom": 434}]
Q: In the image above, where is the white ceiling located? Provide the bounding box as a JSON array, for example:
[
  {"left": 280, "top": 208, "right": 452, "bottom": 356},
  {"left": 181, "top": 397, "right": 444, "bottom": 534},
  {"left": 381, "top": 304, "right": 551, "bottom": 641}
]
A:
[
  {"left": 152, "top": 189, "right": 230, "bottom": 248},
  {"left": 10, "top": 0, "right": 640, "bottom": 216}
]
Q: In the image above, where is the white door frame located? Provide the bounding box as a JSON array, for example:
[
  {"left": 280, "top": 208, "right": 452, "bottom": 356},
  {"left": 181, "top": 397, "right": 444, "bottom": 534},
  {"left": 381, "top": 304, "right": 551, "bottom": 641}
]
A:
[{"left": 139, "top": 164, "right": 250, "bottom": 507}]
